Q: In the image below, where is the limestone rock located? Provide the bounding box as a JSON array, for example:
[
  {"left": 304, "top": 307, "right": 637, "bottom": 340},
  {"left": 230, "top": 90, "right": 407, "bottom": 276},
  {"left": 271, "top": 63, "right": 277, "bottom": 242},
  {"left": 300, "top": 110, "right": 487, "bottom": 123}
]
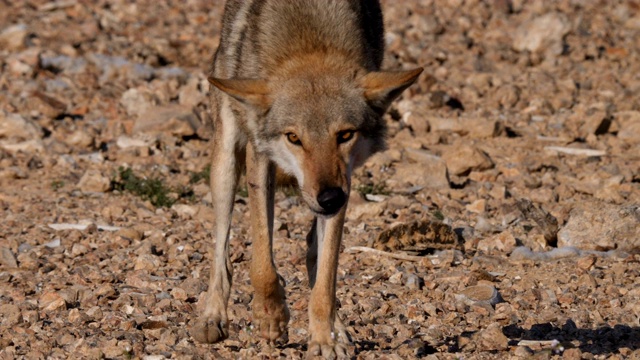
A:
[
  {"left": 0, "top": 24, "right": 28, "bottom": 51},
  {"left": 133, "top": 105, "right": 201, "bottom": 137},
  {"left": 477, "top": 231, "right": 517, "bottom": 254},
  {"left": 442, "top": 145, "right": 493, "bottom": 176},
  {"left": 513, "top": 12, "right": 570, "bottom": 56},
  {"left": 0, "top": 139, "right": 44, "bottom": 153},
  {"left": 461, "top": 117, "right": 503, "bottom": 139},
  {"left": 456, "top": 285, "right": 502, "bottom": 307},
  {"left": 615, "top": 111, "right": 640, "bottom": 143},
  {"left": 77, "top": 170, "right": 111, "bottom": 193},
  {"left": 348, "top": 193, "right": 387, "bottom": 221},
  {"left": 0, "top": 304, "right": 22, "bottom": 327},
  {"left": 472, "top": 322, "right": 509, "bottom": 351},
  {"left": 391, "top": 149, "right": 449, "bottom": 189},
  {"left": 0, "top": 111, "right": 42, "bottom": 141},
  {"left": 39, "top": 292, "right": 67, "bottom": 312},
  {"left": 558, "top": 202, "right": 640, "bottom": 251},
  {"left": 0, "top": 247, "right": 18, "bottom": 268},
  {"left": 120, "top": 87, "right": 157, "bottom": 117},
  {"left": 134, "top": 254, "right": 162, "bottom": 271},
  {"left": 178, "top": 77, "right": 206, "bottom": 109}
]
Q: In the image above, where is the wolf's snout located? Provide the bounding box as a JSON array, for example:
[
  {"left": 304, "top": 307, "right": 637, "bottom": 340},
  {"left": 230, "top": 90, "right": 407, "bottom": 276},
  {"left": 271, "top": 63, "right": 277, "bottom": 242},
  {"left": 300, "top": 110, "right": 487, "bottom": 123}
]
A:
[{"left": 317, "top": 187, "right": 346, "bottom": 215}]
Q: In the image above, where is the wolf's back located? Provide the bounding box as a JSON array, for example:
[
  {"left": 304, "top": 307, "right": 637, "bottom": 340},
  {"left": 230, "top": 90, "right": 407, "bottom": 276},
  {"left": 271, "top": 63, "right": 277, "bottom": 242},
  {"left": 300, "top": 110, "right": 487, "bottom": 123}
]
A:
[{"left": 213, "top": 0, "right": 384, "bottom": 79}]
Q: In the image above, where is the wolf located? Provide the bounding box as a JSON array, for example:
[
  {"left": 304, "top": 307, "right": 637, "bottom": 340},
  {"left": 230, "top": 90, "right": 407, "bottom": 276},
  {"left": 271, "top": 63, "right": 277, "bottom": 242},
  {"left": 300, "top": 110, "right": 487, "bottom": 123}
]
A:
[{"left": 190, "top": 0, "right": 422, "bottom": 358}]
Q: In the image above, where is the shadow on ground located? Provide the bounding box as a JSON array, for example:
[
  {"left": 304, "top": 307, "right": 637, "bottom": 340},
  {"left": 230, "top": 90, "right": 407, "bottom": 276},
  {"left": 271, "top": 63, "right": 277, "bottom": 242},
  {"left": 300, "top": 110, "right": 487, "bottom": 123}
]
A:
[{"left": 503, "top": 320, "right": 640, "bottom": 355}]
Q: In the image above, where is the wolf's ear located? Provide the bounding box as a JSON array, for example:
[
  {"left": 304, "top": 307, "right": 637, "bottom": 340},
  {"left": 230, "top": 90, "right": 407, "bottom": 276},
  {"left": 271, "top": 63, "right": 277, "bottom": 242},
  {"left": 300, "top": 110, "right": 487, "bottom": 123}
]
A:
[
  {"left": 360, "top": 68, "right": 423, "bottom": 113},
  {"left": 208, "top": 77, "right": 272, "bottom": 112}
]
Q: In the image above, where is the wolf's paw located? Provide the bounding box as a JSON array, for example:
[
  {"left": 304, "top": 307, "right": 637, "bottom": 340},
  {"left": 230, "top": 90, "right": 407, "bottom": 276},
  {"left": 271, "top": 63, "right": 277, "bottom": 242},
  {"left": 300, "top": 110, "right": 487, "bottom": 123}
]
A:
[
  {"left": 307, "top": 341, "right": 348, "bottom": 360},
  {"left": 190, "top": 313, "right": 229, "bottom": 343},
  {"left": 252, "top": 293, "right": 290, "bottom": 341},
  {"left": 307, "top": 315, "right": 351, "bottom": 360}
]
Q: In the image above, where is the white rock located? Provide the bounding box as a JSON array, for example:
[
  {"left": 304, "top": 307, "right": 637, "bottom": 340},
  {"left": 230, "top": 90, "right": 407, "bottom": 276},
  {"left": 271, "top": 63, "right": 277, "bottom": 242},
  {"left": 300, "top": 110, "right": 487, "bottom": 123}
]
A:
[
  {"left": 133, "top": 105, "right": 200, "bottom": 137},
  {"left": 78, "top": 152, "right": 104, "bottom": 164},
  {"left": 558, "top": 202, "right": 640, "bottom": 251},
  {"left": 77, "top": 170, "right": 111, "bottom": 193},
  {"left": 143, "top": 356, "right": 167, "bottom": 360},
  {"left": 513, "top": 12, "right": 570, "bottom": 56},
  {"left": 0, "top": 111, "right": 42, "bottom": 140},
  {"left": 0, "top": 24, "right": 28, "bottom": 51},
  {"left": 477, "top": 231, "right": 517, "bottom": 254},
  {"left": 442, "top": 145, "right": 493, "bottom": 176},
  {"left": 543, "top": 146, "right": 606, "bottom": 157},
  {"left": 348, "top": 200, "right": 386, "bottom": 221},
  {"left": 44, "top": 239, "right": 61, "bottom": 248},
  {"left": 388, "top": 272, "right": 403, "bottom": 284},
  {"left": 120, "top": 88, "right": 157, "bottom": 117},
  {"left": 134, "top": 254, "right": 162, "bottom": 271},
  {"left": 116, "top": 135, "right": 155, "bottom": 149},
  {"left": 65, "top": 130, "right": 94, "bottom": 148},
  {"left": 0, "top": 139, "right": 44, "bottom": 153},
  {"left": 172, "top": 204, "right": 198, "bottom": 218},
  {"left": 392, "top": 148, "right": 449, "bottom": 189},
  {"left": 178, "top": 77, "right": 206, "bottom": 108},
  {"left": 466, "top": 199, "right": 486, "bottom": 214},
  {"left": 6, "top": 57, "right": 33, "bottom": 76},
  {"left": 71, "top": 243, "right": 89, "bottom": 257},
  {"left": 364, "top": 194, "right": 387, "bottom": 202}
]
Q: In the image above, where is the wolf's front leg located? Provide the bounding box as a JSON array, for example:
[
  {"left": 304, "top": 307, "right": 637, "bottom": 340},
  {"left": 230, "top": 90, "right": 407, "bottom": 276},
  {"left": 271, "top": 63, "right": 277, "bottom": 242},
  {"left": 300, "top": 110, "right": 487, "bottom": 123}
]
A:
[
  {"left": 306, "top": 218, "right": 351, "bottom": 347},
  {"left": 308, "top": 208, "right": 349, "bottom": 359},
  {"left": 191, "top": 136, "right": 243, "bottom": 344},
  {"left": 246, "top": 143, "right": 290, "bottom": 341}
]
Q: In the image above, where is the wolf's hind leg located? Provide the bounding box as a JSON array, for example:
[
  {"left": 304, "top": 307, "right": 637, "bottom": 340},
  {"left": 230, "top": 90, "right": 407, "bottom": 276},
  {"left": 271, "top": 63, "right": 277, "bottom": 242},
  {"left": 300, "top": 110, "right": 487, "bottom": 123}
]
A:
[{"left": 247, "top": 143, "right": 290, "bottom": 342}]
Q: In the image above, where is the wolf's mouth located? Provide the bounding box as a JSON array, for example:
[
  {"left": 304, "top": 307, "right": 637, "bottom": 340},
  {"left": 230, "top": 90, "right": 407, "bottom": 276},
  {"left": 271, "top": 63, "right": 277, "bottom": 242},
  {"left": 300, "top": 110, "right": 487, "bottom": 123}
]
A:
[{"left": 312, "top": 208, "right": 343, "bottom": 218}]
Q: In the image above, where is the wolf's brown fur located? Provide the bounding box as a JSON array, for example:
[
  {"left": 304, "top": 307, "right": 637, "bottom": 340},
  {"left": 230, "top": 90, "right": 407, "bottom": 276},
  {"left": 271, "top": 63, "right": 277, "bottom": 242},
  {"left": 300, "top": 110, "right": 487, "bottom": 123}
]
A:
[{"left": 190, "top": 1, "right": 421, "bottom": 358}]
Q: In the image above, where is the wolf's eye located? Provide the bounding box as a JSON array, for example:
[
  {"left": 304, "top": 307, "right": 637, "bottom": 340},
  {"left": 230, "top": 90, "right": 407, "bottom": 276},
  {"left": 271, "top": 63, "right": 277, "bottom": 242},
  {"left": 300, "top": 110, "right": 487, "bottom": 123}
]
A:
[
  {"left": 286, "top": 132, "right": 302, "bottom": 146},
  {"left": 337, "top": 130, "right": 355, "bottom": 144}
]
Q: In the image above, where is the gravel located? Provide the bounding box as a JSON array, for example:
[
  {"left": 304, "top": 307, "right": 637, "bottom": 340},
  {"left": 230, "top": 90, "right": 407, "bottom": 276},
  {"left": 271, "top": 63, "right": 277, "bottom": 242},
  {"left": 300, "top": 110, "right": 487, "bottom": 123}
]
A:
[{"left": 1, "top": 0, "right": 639, "bottom": 359}]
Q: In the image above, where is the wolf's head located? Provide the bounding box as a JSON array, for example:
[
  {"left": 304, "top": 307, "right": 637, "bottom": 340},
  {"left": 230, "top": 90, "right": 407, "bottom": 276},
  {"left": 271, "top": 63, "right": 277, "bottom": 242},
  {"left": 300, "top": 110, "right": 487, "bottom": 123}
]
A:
[{"left": 209, "top": 67, "right": 422, "bottom": 217}]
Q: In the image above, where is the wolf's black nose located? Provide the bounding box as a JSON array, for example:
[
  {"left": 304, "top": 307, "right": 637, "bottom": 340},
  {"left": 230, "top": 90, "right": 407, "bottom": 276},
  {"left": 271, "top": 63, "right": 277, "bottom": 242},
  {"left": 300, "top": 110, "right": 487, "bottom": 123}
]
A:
[{"left": 317, "top": 187, "right": 346, "bottom": 215}]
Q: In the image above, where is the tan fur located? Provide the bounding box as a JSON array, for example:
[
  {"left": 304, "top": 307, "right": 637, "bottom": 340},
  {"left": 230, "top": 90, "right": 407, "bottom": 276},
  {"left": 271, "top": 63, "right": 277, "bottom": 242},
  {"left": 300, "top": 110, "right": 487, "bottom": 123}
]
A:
[{"left": 190, "top": 1, "right": 421, "bottom": 358}]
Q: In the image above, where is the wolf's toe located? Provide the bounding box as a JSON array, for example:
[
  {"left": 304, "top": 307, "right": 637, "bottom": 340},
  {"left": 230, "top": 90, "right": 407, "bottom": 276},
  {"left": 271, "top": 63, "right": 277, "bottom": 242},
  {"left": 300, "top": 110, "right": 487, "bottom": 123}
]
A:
[
  {"left": 306, "top": 341, "right": 348, "bottom": 360},
  {"left": 254, "top": 311, "right": 289, "bottom": 341}
]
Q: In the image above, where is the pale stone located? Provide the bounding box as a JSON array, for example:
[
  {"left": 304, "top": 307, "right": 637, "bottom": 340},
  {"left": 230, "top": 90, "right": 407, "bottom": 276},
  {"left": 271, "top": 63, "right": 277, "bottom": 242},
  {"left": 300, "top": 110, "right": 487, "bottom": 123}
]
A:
[
  {"left": 513, "top": 12, "right": 570, "bottom": 56},
  {"left": 558, "top": 202, "right": 640, "bottom": 251},
  {"left": 442, "top": 145, "right": 493, "bottom": 176},
  {"left": 392, "top": 149, "right": 449, "bottom": 189},
  {"left": 77, "top": 170, "right": 111, "bottom": 193},
  {"left": 0, "top": 111, "right": 42, "bottom": 141},
  {"left": 133, "top": 105, "right": 200, "bottom": 137},
  {"left": 477, "top": 231, "right": 517, "bottom": 254}
]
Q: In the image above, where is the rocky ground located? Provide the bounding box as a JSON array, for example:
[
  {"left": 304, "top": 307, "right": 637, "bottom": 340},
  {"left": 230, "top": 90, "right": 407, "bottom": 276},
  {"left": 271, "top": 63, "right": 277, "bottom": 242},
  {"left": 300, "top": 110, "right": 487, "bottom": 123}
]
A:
[{"left": 1, "top": 0, "right": 639, "bottom": 359}]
